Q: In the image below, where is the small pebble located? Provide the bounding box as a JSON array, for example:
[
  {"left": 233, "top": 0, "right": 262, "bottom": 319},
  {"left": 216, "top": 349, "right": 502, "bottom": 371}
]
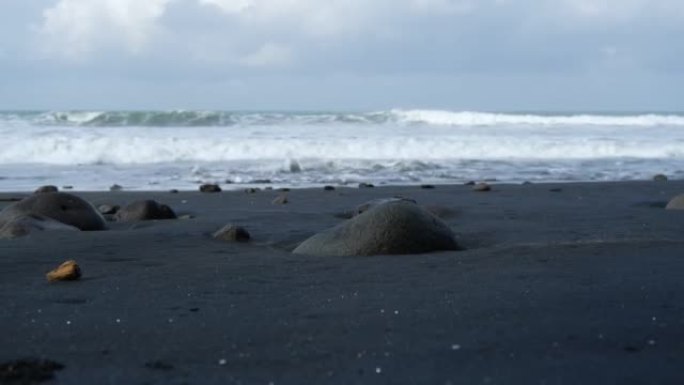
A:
[
  {"left": 46, "top": 260, "right": 81, "bottom": 282},
  {"left": 213, "top": 225, "right": 251, "bottom": 242},
  {"left": 97, "top": 204, "right": 120, "bottom": 215},
  {"left": 272, "top": 195, "right": 289, "bottom": 205}
]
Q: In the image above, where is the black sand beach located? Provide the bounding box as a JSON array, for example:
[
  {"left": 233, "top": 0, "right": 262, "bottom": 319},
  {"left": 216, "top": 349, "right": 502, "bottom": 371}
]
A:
[{"left": 1, "top": 181, "right": 684, "bottom": 384}]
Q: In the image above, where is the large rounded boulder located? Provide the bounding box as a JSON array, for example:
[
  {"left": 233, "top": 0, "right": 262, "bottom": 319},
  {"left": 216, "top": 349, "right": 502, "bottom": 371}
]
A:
[
  {"left": 115, "top": 200, "right": 177, "bottom": 222},
  {"left": 0, "top": 214, "right": 79, "bottom": 239},
  {"left": 293, "top": 200, "right": 460, "bottom": 256},
  {"left": 0, "top": 192, "right": 106, "bottom": 231}
]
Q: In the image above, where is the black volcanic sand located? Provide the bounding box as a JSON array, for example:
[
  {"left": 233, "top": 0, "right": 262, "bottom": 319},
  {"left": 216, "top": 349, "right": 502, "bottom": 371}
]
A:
[{"left": 1, "top": 182, "right": 684, "bottom": 384}]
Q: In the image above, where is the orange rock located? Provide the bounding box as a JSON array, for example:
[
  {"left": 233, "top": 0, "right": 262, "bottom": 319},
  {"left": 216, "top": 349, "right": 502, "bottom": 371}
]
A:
[{"left": 46, "top": 260, "right": 81, "bottom": 282}]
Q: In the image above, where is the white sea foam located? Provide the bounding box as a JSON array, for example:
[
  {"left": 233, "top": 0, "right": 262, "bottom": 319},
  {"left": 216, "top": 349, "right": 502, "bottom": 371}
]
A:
[
  {"left": 0, "top": 122, "right": 682, "bottom": 165},
  {"left": 0, "top": 109, "right": 682, "bottom": 190},
  {"left": 392, "top": 109, "right": 684, "bottom": 127}
]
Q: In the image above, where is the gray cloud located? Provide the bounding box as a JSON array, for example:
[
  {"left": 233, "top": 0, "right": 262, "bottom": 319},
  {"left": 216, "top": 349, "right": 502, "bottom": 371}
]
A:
[{"left": 0, "top": 0, "right": 682, "bottom": 110}]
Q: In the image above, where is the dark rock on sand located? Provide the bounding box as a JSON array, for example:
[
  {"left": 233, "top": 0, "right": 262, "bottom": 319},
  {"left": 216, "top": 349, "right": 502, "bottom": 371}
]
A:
[
  {"left": 34, "top": 185, "right": 59, "bottom": 194},
  {"left": 665, "top": 194, "right": 684, "bottom": 210},
  {"left": 354, "top": 197, "right": 416, "bottom": 217},
  {"left": 472, "top": 183, "right": 491, "bottom": 192},
  {"left": 109, "top": 184, "right": 123, "bottom": 192},
  {"left": 97, "top": 204, "right": 119, "bottom": 215},
  {"left": 169, "top": 189, "right": 179, "bottom": 194},
  {"left": 213, "top": 225, "right": 251, "bottom": 242},
  {"left": 358, "top": 183, "right": 375, "bottom": 188},
  {"left": 464, "top": 181, "right": 476, "bottom": 186},
  {"left": 145, "top": 361, "right": 174, "bottom": 371},
  {"left": 272, "top": 195, "right": 289, "bottom": 205},
  {"left": 0, "top": 358, "right": 64, "bottom": 384},
  {"left": 199, "top": 184, "right": 222, "bottom": 193},
  {"left": 115, "top": 200, "right": 177, "bottom": 221},
  {"left": 420, "top": 184, "right": 435, "bottom": 189},
  {"left": 245, "top": 188, "right": 260, "bottom": 194},
  {"left": 46, "top": 260, "right": 81, "bottom": 282},
  {"left": 653, "top": 174, "right": 669, "bottom": 182},
  {"left": 323, "top": 185, "right": 335, "bottom": 191},
  {"left": 293, "top": 200, "right": 459, "bottom": 256},
  {"left": 333, "top": 197, "right": 418, "bottom": 219},
  {"left": 0, "top": 214, "right": 79, "bottom": 239},
  {"left": 0, "top": 192, "right": 106, "bottom": 231}
]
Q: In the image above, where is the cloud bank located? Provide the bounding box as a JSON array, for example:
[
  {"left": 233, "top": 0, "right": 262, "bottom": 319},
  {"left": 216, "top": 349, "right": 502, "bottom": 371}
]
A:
[
  {"left": 0, "top": 0, "right": 681, "bottom": 109},
  {"left": 32, "top": 0, "right": 684, "bottom": 71}
]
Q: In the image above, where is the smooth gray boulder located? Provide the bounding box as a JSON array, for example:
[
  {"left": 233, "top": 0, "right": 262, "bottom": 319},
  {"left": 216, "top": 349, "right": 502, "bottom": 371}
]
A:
[
  {"left": 666, "top": 194, "right": 684, "bottom": 210},
  {"left": 34, "top": 185, "right": 59, "bottom": 194},
  {"left": 0, "top": 192, "right": 106, "bottom": 231},
  {"left": 0, "top": 214, "right": 79, "bottom": 239},
  {"left": 293, "top": 200, "right": 459, "bottom": 256},
  {"left": 353, "top": 197, "right": 416, "bottom": 217},
  {"left": 115, "top": 200, "right": 177, "bottom": 221}
]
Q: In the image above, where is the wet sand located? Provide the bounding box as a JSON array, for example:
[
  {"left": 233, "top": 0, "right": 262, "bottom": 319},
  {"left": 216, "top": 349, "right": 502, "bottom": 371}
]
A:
[{"left": 1, "top": 181, "right": 684, "bottom": 384}]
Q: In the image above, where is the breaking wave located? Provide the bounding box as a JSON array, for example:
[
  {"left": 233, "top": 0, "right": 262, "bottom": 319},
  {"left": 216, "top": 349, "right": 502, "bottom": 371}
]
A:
[
  {"left": 2, "top": 109, "right": 684, "bottom": 127},
  {"left": 1, "top": 108, "right": 683, "bottom": 190}
]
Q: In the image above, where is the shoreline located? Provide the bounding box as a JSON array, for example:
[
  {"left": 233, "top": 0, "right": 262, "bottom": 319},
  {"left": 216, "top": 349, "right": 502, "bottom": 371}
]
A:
[
  {"left": 0, "top": 177, "right": 679, "bottom": 194},
  {"left": 2, "top": 180, "right": 684, "bottom": 383}
]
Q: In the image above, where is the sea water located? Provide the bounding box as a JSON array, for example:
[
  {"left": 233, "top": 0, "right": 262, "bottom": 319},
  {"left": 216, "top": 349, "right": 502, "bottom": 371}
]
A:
[{"left": 0, "top": 109, "right": 683, "bottom": 191}]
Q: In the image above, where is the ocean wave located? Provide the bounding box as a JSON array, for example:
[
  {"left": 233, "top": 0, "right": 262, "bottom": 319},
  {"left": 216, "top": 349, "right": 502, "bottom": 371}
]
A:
[
  {"left": 17, "top": 110, "right": 390, "bottom": 127},
  {"left": 2, "top": 109, "right": 684, "bottom": 127},
  {"left": 391, "top": 109, "right": 684, "bottom": 127},
  {"left": 0, "top": 130, "right": 682, "bottom": 165}
]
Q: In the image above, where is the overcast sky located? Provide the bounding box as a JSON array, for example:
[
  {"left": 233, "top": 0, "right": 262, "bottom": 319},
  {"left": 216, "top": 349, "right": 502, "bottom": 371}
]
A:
[{"left": 0, "top": 0, "right": 683, "bottom": 111}]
